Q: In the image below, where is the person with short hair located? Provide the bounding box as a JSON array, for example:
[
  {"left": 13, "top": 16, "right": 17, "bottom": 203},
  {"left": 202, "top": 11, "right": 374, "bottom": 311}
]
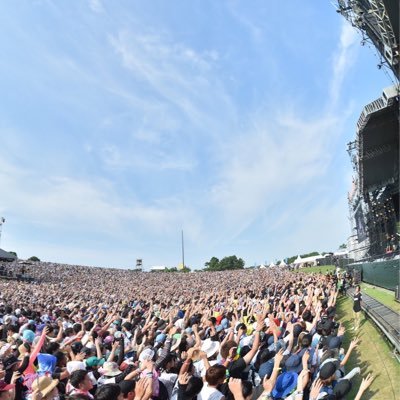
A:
[
  {"left": 69, "top": 369, "right": 94, "bottom": 399},
  {"left": 95, "top": 383, "right": 124, "bottom": 400},
  {"left": 118, "top": 380, "right": 135, "bottom": 400},
  {"left": 198, "top": 365, "right": 226, "bottom": 400}
]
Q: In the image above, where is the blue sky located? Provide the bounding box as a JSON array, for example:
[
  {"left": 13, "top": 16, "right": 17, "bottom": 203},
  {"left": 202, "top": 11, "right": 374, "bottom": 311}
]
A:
[{"left": 0, "top": 0, "right": 392, "bottom": 269}]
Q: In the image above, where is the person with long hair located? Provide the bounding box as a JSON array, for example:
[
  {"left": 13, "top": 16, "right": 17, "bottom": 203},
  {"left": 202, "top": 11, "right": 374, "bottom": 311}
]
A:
[{"left": 352, "top": 285, "right": 362, "bottom": 331}]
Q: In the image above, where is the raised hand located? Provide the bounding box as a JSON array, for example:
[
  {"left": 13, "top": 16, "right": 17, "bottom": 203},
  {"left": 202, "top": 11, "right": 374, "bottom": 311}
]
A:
[
  {"left": 302, "top": 349, "right": 310, "bottom": 368},
  {"left": 350, "top": 338, "right": 360, "bottom": 349},
  {"left": 274, "top": 348, "right": 284, "bottom": 366},
  {"left": 359, "top": 373, "right": 374, "bottom": 392},
  {"left": 178, "top": 372, "right": 191, "bottom": 385},
  {"left": 262, "top": 374, "right": 274, "bottom": 393},
  {"left": 11, "top": 371, "right": 21, "bottom": 385},
  {"left": 135, "top": 377, "right": 151, "bottom": 400},
  {"left": 228, "top": 378, "right": 243, "bottom": 399},
  {"left": 169, "top": 326, "right": 177, "bottom": 336},
  {"left": 297, "top": 369, "right": 309, "bottom": 391},
  {"left": 228, "top": 346, "right": 238, "bottom": 359},
  {"left": 309, "top": 378, "right": 323, "bottom": 400},
  {"left": 186, "top": 347, "right": 199, "bottom": 360},
  {"left": 112, "top": 341, "right": 120, "bottom": 350},
  {"left": 255, "top": 319, "right": 264, "bottom": 332}
]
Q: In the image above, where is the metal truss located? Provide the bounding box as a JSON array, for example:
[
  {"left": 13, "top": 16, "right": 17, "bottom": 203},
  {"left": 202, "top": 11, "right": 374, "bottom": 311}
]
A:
[{"left": 335, "top": 0, "right": 399, "bottom": 80}]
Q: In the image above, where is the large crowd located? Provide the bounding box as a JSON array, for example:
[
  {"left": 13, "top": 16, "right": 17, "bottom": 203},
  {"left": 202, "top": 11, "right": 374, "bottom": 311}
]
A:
[{"left": 0, "top": 261, "right": 372, "bottom": 400}]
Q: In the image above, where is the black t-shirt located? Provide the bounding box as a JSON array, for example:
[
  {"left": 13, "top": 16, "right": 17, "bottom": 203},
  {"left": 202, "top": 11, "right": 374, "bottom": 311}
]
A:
[
  {"left": 228, "top": 357, "right": 246, "bottom": 379},
  {"left": 353, "top": 292, "right": 362, "bottom": 312}
]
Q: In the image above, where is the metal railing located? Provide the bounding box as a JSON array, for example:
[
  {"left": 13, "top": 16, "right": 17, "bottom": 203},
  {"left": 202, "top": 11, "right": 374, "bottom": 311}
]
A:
[{"left": 347, "top": 288, "right": 400, "bottom": 360}]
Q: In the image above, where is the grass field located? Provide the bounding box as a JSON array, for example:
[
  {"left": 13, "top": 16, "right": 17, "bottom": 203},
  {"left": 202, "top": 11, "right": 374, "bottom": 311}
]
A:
[
  {"left": 293, "top": 265, "right": 336, "bottom": 274},
  {"left": 361, "top": 282, "right": 400, "bottom": 313},
  {"left": 336, "top": 295, "right": 400, "bottom": 399}
]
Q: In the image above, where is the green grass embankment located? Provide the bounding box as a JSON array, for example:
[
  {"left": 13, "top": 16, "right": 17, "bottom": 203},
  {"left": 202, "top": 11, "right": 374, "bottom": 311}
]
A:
[
  {"left": 360, "top": 282, "right": 400, "bottom": 313},
  {"left": 336, "top": 295, "right": 400, "bottom": 399},
  {"left": 293, "top": 265, "right": 336, "bottom": 275}
]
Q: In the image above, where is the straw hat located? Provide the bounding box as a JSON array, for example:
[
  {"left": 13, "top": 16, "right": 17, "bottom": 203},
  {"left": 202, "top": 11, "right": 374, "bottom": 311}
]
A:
[
  {"left": 99, "top": 361, "right": 122, "bottom": 377},
  {"left": 32, "top": 376, "right": 59, "bottom": 398}
]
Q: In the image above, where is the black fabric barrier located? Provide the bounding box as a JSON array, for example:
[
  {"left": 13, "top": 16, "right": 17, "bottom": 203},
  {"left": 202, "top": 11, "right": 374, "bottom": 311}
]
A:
[{"left": 347, "top": 259, "right": 400, "bottom": 290}]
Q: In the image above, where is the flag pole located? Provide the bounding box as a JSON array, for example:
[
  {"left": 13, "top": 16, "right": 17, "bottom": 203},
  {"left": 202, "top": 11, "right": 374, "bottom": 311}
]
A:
[{"left": 181, "top": 230, "right": 185, "bottom": 269}]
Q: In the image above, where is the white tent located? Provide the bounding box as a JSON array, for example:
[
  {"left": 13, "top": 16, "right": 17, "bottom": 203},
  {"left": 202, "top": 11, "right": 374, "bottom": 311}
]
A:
[
  {"left": 334, "top": 250, "right": 348, "bottom": 257},
  {"left": 259, "top": 264, "right": 267, "bottom": 269},
  {"left": 293, "top": 255, "right": 302, "bottom": 265},
  {"left": 150, "top": 265, "right": 166, "bottom": 272},
  {"left": 268, "top": 261, "right": 276, "bottom": 268},
  {"left": 280, "top": 259, "right": 287, "bottom": 267},
  {"left": 293, "top": 254, "right": 322, "bottom": 267},
  {"left": 300, "top": 254, "right": 322, "bottom": 266}
]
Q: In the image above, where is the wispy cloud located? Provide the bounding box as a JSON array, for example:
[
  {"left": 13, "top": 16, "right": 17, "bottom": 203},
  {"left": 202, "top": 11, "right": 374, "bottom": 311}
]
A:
[
  {"left": 99, "top": 144, "right": 197, "bottom": 172},
  {"left": 226, "top": 2, "right": 263, "bottom": 42},
  {"left": 329, "top": 21, "right": 359, "bottom": 106},
  {"left": 88, "top": 0, "right": 104, "bottom": 13},
  {"left": 0, "top": 157, "right": 191, "bottom": 238},
  {"left": 210, "top": 110, "right": 340, "bottom": 241},
  {"left": 109, "top": 30, "right": 234, "bottom": 137},
  {"left": 0, "top": 1, "right": 376, "bottom": 267}
]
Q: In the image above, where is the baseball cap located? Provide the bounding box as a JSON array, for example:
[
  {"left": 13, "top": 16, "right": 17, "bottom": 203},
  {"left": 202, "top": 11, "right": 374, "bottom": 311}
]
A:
[
  {"left": 328, "top": 336, "right": 342, "bottom": 349},
  {"left": 155, "top": 333, "right": 167, "bottom": 344},
  {"left": 86, "top": 356, "right": 105, "bottom": 368},
  {"left": 319, "top": 361, "right": 338, "bottom": 380}
]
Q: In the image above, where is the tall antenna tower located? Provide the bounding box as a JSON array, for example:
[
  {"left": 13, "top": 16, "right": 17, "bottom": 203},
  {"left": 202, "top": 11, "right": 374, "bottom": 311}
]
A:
[{"left": 135, "top": 259, "right": 143, "bottom": 271}]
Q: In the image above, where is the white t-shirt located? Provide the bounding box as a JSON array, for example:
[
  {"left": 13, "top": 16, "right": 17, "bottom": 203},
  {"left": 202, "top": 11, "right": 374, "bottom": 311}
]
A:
[
  {"left": 97, "top": 375, "right": 117, "bottom": 386},
  {"left": 198, "top": 384, "right": 224, "bottom": 400},
  {"left": 159, "top": 372, "right": 178, "bottom": 398}
]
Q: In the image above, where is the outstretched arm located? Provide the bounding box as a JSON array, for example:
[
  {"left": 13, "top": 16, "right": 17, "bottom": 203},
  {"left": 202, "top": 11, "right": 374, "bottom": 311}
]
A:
[
  {"left": 340, "top": 338, "right": 359, "bottom": 367},
  {"left": 243, "top": 320, "right": 263, "bottom": 365},
  {"left": 354, "top": 374, "right": 374, "bottom": 400},
  {"left": 30, "top": 327, "right": 49, "bottom": 365}
]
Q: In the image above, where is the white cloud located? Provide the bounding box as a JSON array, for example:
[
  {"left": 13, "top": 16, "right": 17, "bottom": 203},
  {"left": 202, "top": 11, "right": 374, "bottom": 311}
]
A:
[
  {"left": 0, "top": 157, "right": 193, "bottom": 238},
  {"left": 210, "top": 111, "right": 340, "bottom": 240},
  {"left": 109, "top": 30, "right": 233, "bottom": 137},
  {"left": 99, "top": 144, "right": 196, "bottom": 172},
  {"left": 227, "top": 2, "right": 263, "bottom": 42},
  {"left": 282, "top": 197, "right": 349, "bottom": 256},
  {"left": 88, "top": 0, "right": 104, "bottom": 13},
  {"left": 0, "top": 4, "right": 362, "bottom": 267},
  {"left": 329, "top": 21, "right": 359, "bottom": 106}
]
